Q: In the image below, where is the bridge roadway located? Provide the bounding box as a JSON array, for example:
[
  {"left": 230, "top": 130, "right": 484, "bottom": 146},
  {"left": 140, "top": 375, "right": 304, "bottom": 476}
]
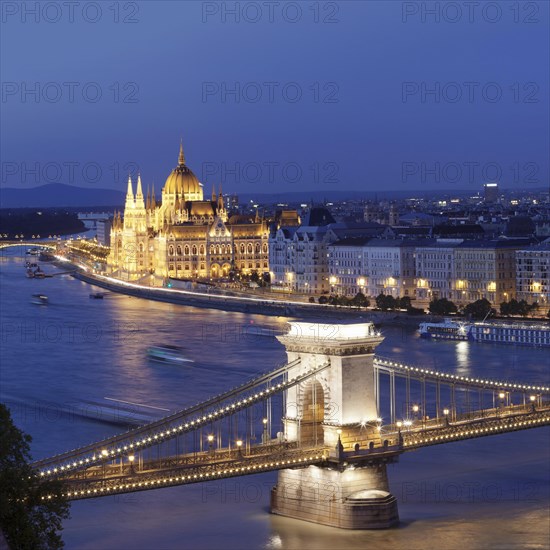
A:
[{"left": 42, "top": 403, "right": 550, "bottom": 502}]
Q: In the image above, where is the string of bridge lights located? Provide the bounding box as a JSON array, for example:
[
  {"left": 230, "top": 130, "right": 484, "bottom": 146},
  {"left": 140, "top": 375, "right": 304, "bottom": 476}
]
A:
[
  {"left": 42, "top": 453, "right": 327, "bottom": 501},
  {"left": 403, "top": 415, "right": 550, "bottom": 448},
  {"left": 39, "top": 364, "right": 330, "bottom": 479},
  {"left": 375, "top": 358, "right": 549, "bottom": 393}
]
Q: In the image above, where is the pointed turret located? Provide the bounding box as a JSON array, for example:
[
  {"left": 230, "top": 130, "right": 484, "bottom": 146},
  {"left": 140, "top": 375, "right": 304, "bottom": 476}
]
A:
[
  {"left": 151, "top": 184, "right": 156, "bottom": 209},
  {"left": 178, "top": 139, "right": 185, "bottom": 165},
  {"left": 135, "top": 174, "right": 145, "bottom": 210},
  {"left": 212, "top": 186, "right": 217, "bottom": 202},
  {"left": 125, "top": 175, "right": 135, "bottom": 209},
  {"left": 136, "top": 174, "right": 144, "bottom": 197},
  {"left": 217, "top": 184, "right": 224, "bottom": 210},
  {"left": 146, "top": 186, "right": 151, "bottom": 211},
  {"left": 255, "top": 208, "right": 260, "bottom": 223},
  {"left": 126, "top": 175, "right": 134, "bottom": 198}
]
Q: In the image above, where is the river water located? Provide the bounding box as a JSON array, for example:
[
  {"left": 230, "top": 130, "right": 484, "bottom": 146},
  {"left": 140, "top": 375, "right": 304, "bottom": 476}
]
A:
[{"left": 1, "top": 248, "right": 549, "bottom": 550}]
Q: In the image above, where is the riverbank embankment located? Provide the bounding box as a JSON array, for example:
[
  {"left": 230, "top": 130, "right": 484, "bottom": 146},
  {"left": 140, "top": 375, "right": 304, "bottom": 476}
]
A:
[{"left": 72, "top": 270, "right": 436, "bottom": 327}]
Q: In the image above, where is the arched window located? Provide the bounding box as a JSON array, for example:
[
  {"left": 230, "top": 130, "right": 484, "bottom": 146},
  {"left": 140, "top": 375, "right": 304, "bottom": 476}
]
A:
[
  {"left": 169, "top": 246, "right": 174, "bottom": 256},
  {"left": 139, "top": 243, "right": 144, "bottom": 253},
  {"left": 240, "top": 243, "right": 245, "bottom": 255},
  {"left": 199, "top": 245, "right": 205, "bottom": 255},
  {"left": 184, "top": 245, "right": 190, "bottom": 255},
  {"left": 176, "top": 245, "right": 182, "bottom": 255},
  {"left": 255, "top": 243, "right": 260, "bottom": 255},
  {"left": 192, "top": 245, "right": 197, "bottom": 255},
  {"left": 210, "top": 244, "right": 215, "bottom": 254},
  {"left": 216, "top": 245, "right": 220, "bottom": 255},
  {"left": 262, "top": 243, "right": 268, "bottom": 254}
]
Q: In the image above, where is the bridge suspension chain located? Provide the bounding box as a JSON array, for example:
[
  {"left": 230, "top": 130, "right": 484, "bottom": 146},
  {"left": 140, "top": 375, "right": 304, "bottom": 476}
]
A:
[
  {"left": 38, "top": 361, "right": 330, "bottom": 479},
  {"left": 33, "top": 358, "right": 301, "bottom": 471}
]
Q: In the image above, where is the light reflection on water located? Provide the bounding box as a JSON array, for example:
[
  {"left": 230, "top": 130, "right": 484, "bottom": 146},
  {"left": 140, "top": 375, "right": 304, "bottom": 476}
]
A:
[{"left": 0, "top": 251, "right": 548, "bottom": 549}]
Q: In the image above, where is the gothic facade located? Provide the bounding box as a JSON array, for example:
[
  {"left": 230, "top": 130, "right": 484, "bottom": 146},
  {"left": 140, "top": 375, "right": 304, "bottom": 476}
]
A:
[{"left": 108, "top": 142, "right": 269, "bottom": 280}]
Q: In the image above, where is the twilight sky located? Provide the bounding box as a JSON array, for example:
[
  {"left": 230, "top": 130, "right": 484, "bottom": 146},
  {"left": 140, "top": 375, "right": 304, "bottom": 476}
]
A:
[{"left": 1, "top": 0, "right": 549, "bottom": 197}]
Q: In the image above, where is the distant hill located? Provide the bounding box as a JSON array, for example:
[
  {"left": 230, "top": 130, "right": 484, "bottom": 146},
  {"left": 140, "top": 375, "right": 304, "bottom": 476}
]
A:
[
  {"left": 0, "top": 184, "right": 125, "bottom": 208},
  {"left": 0, "top": 183, "right": 546, "bottom": 209}
]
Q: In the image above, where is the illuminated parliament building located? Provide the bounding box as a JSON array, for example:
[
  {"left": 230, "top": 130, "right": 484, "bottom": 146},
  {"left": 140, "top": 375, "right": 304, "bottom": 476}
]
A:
[{"left": 108, "top": 142, "right": 269, "bottom": 280}]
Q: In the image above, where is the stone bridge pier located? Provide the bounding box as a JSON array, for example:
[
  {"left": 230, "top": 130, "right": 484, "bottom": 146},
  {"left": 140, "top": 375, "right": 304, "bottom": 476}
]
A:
[{"left": 271, "top": 322, "right": 400, "bottom": 529}]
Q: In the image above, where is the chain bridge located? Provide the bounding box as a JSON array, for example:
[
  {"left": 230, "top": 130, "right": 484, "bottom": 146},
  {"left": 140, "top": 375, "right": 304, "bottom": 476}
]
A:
[{"left": 34, "top": 322, "right": 550, "bottom": 529}]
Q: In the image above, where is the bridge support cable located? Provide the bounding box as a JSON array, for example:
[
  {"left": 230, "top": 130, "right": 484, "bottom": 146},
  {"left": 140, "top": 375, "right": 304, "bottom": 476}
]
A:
[
  {"left": 32, "top": 358, "right": 301, "bottom": 471},
  {"left": 375, "top": 357, "right": 549, "bottom": 427},
  {"left": 374, "top": 357, "right": 549, "bottom": 394},
  {"left": 38, "top": 361, "right": 331, "bottom": 479}
]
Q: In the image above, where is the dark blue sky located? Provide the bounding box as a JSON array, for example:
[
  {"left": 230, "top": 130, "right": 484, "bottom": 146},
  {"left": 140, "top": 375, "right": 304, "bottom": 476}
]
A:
[{"left": 2, "top": 1, "right": 549, "bottom": 196}]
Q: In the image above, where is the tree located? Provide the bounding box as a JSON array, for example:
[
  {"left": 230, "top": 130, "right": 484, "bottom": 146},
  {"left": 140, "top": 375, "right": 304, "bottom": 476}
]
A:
[
  {"left": 308, "top": 296, "right": 315, "bottom": 303},
  {"left": 463, "top": 298, "right": 495, "bottom": 320},
  {"left": 0, "top": 404, "right": 70, "bottom": 549},
  {"left": 501, "top": 299, "right": 537, "bottom": 317},
  {"left": 351, "top": 292, "right": 369, "bottom": 308},
  {"left": 398, "top": 296, "right": 412, "bottom": 310},
  {"left": 376, "top": 293, "right": 398, "bottom": 311},
  {"left": 337, "top": 295, "right": 351, "bottom": 307},
  {"left": 318, "top": 295, "right": 329, "bottom": 305},
  {"left": 428, "top": 298, "right": 458, "bottom": 316},
  {"left": 547, "top": 309, "right": 550, "bottom": 319}
]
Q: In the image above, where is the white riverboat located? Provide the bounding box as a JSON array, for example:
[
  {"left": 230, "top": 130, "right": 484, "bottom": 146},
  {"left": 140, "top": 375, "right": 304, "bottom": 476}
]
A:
[
  {"left": 147, "top": 345, "right": 194, "bottom": 364},
  {"left": 419, "top": 318, "right": 550, "bottom": 347},
  {"left": 31, "top": 294, "right": 49, "bottom": 305}
]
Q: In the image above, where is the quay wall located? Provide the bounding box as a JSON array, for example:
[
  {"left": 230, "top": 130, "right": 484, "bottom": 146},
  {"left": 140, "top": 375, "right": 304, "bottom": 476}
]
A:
[{"left": 71, "top": 270, "right": 435, "bottom": 326}]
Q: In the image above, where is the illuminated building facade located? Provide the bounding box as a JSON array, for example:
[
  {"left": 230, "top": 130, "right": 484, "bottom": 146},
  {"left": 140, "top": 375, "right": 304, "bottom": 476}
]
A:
[
  {"left": 516, "top": 243, "right": 550, "bottom": 305},
  {"left": 108, "top": 142, "right": 269, "bottom": 280}
]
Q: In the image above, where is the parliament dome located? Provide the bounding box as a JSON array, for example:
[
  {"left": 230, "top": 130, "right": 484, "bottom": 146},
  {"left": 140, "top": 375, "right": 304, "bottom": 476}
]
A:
[{"left": 163, "top": 142, "right": 203, "bottom": 200}]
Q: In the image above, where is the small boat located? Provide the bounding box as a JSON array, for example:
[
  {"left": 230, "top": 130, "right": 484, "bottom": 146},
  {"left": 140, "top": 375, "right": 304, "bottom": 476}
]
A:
[
  {"left": 147, "top": 345, "right": 194, "bottom": 365},
  {"left": 89, "top": 292, "right": 104, "bottom": 299},
  {"left": 31, "top": 294, "right": 49, "bottom": 305}
]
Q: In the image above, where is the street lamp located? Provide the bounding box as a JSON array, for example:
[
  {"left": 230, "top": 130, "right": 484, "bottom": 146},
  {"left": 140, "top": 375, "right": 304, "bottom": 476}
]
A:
[
  {"left": 207, "top": 434, "right": 214, "bottom": 452},
  {"left": 443, "top": 408, "right": 450, "bottom": 426},
  {"left": 262, "top": 418, "right": 269, "bottom": 444},
  {"left": 128, "top": 454, "right": 135, "bottom": 474}
]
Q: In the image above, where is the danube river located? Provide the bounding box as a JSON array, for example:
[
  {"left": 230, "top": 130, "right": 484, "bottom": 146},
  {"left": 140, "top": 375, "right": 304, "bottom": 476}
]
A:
[{"left": 1, "top": 249, "right": 549, "bottom": 550}]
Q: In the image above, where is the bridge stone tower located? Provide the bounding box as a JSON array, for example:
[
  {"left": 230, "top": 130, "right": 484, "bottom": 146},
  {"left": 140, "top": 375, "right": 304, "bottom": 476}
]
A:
[{"left": 271, "top": 322, "right": 400, "bottom": 529}]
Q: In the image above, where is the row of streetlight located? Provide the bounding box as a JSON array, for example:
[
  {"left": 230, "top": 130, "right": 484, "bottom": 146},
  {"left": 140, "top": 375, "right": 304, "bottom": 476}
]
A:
[{"left": 99, "top": 418, "right": 272, "bottom": 471}]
